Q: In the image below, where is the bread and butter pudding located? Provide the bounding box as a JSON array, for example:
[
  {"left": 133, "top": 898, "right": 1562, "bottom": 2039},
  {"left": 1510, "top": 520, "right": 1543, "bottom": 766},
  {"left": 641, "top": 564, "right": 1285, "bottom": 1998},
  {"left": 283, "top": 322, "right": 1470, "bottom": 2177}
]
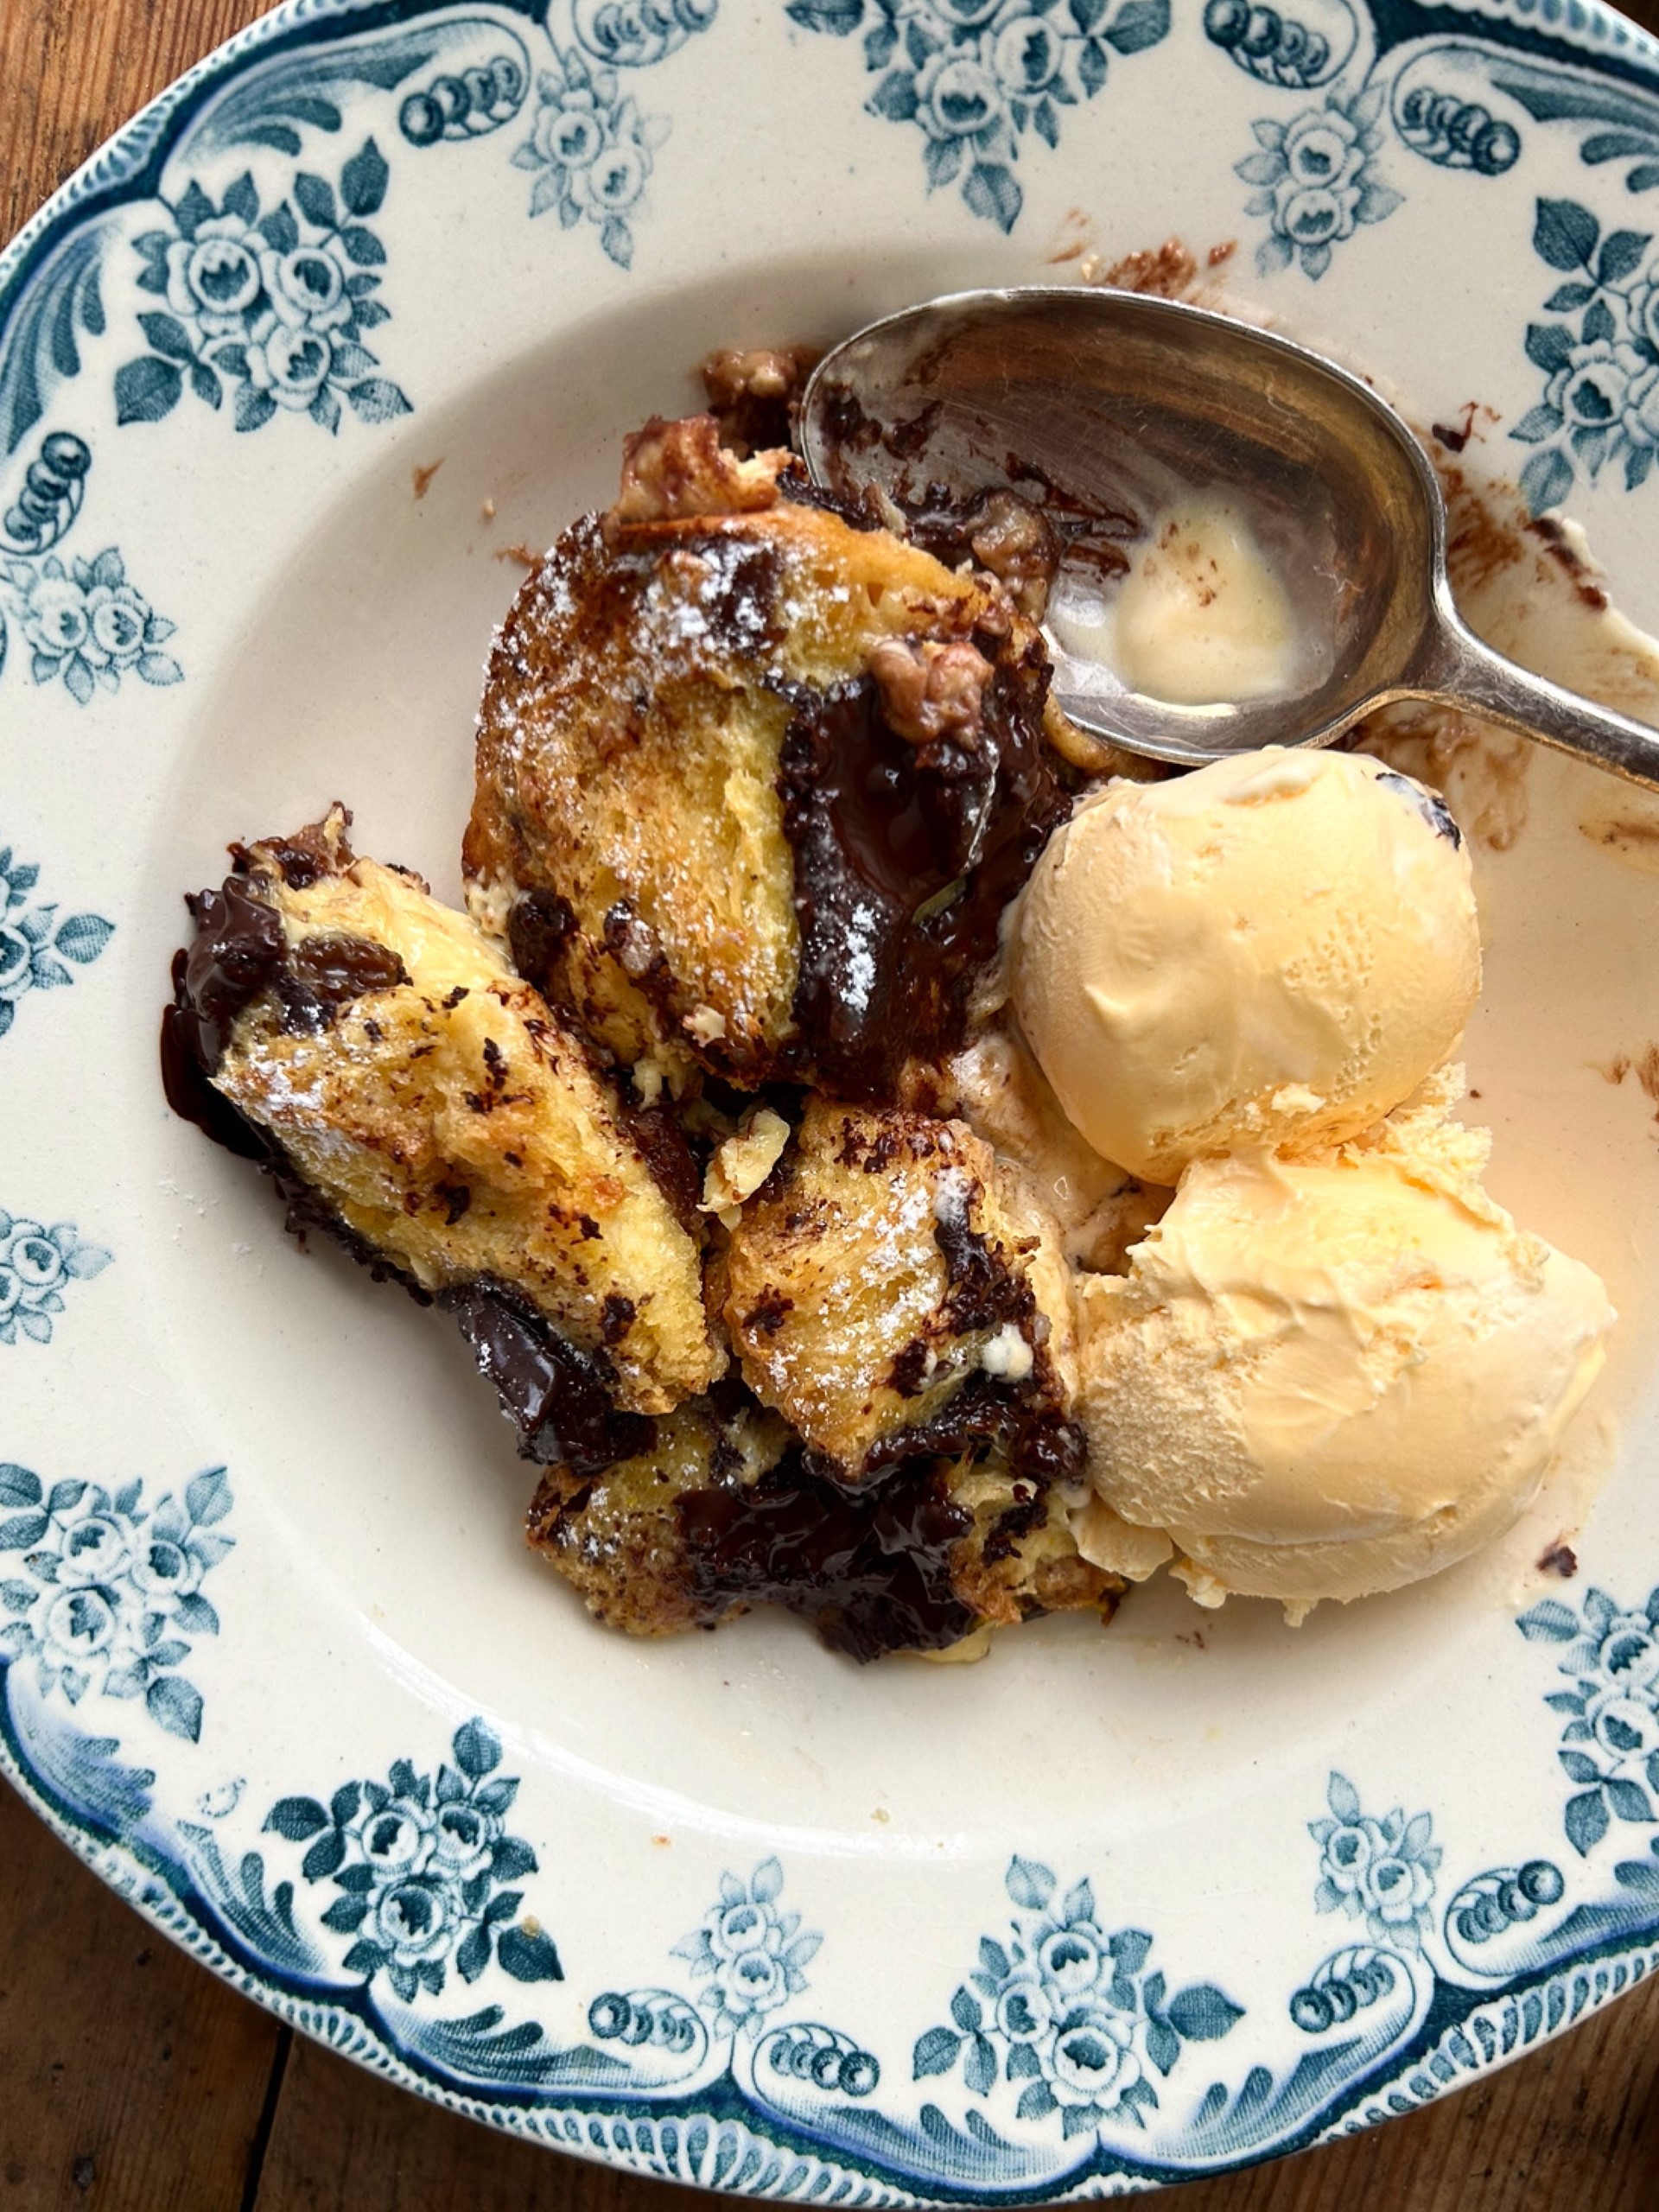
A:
[
  {"left": 162, "top": 397, "right": 1613, "bottom": 1655},
  {"left": 164, "top": 415, "right": 1123, "bottom": 1660}
]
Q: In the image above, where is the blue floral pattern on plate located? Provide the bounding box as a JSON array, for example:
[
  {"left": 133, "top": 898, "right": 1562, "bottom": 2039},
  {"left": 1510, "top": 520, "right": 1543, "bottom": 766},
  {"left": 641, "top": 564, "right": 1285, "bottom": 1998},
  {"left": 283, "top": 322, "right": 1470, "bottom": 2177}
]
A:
[
  {"left": 3, "top": 548, "right": 180, "bottom": 701},
  {"left": 914, "top": 1856, "right": 1244, "bottom": 2133},
  {"left": 0, "top": 1211, "right": 110, "bottom": 1346},
  {"left": 1510, "top": 199, "right": 1659, "bottom": 514},
  {"left": 116, "top": 144, "right": 409, "bottom": 435},
  {"left": 513, "top": 51, "right": 674, "bottom": 268},
  {"left": 5, "top": 0, "right": 1659, "bottom": 2195},
  {"left": 0, "top": 846, "right": 113, "bottom": 1040},
  {"left": 1236, "top": 86, "right": 1400, "bottom": 280},
  {"left": 672, "top": 1857, "right": 821, "bottom": 2036},
  {"left": 0, "top": 1466, "right": 231, "bottom": 1742},
  {"left": 0, "top": 432, "right": 179, "bottom": 699},
  {"left": 262, "top": 1718, "right": 563, "bottom": 2002},
  {"left": 785, "top": 0, "right": 1171, "bottom": 234},
  {"left": 1312, "top": 1772, "right": 1442, "bottom": 1949},
  {"left": 1519, "top": 1580, "right": 1659, "bottom": 1853}
]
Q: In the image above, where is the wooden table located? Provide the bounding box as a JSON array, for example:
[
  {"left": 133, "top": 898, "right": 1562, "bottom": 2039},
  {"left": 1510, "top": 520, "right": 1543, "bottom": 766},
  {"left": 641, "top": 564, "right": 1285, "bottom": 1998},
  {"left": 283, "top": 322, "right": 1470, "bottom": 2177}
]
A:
[{"left": 6, "top": 3, "right": 1659, "bottom": 2203}]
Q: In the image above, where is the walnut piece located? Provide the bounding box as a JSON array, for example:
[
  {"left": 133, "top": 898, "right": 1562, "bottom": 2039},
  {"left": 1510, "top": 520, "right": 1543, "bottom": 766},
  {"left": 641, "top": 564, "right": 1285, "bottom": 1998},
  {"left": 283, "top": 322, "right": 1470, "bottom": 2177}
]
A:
[
  {"left": 868, "top": 636, "right": 995, "bottom": 748},
  {"left": 609, "top": 414, "right": 788, "bottom": 527}
]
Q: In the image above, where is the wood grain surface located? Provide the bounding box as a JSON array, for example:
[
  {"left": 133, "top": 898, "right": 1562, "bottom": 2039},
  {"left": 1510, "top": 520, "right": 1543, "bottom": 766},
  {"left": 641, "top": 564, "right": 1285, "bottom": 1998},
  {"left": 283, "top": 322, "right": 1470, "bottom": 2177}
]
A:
[{"left": 5, "top": 3, "right": 1659, "bottom": 2205}]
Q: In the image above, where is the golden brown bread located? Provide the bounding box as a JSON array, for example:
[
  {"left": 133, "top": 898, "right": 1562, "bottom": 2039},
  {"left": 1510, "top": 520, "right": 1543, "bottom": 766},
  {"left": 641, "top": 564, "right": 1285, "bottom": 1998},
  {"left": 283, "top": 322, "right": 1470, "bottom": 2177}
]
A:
[
  {"left": 207, "top": 810, "right": 721, "bottom": 1414},
  {"left": 719, "top": 1097, "right": 1077, "bottom": 1480},
  {"left": 463, "top": 416, "right": 1060, "bottom": 1096},
  {"left": 168, "top": 413, "right": 1129, "bottom": 1662},
  {"left": 525, "top": 1394, "right": 790, "bottom": 1637}
]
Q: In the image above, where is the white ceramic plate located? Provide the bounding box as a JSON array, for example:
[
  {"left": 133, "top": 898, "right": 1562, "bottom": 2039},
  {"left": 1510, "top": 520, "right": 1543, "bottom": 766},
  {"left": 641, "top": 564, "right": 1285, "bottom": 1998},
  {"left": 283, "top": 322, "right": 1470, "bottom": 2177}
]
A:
[{"left": 8, "top": 0, "right": 1659, "bottom": 2194}]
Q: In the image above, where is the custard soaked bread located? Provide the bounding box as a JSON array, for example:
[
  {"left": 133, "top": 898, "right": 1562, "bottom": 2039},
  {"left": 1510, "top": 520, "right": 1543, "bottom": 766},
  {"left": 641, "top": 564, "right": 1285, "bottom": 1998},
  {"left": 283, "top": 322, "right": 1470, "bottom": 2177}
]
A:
[
  {"left": 464, "top": 416, "right": 1068, "bottom": 1098},
  {"left": 720, "top": 1099, "right": 1079, "bottom": 1483},
  {"left": 527, "top": 1097, "right": 1118, "bottom": 1658},
  {"left": 162, "top": 809, "right": 721, "bottom": 1426},
  {"left": 526, "top": 1380, "right": 1122, "bottom": 1661}
]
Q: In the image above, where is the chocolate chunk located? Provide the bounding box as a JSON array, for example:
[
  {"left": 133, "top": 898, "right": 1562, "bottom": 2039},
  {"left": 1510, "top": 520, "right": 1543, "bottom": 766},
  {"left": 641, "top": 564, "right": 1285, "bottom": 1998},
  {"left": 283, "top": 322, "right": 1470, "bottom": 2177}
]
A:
[
  {"left": 162, "top": 874, "right": 410, "bottom": 1136},
  {"left": 506, "top": 889, "right": 576, "bottom": 996},
  {"left": 160, "top": 878, "right": 289, "bottom": 1157},
  {"left": 777, "top": 661, "right": 1065, "bottom": 1097},
  {"left": 444, "top": 1280, "right": 655, "bottom": 1473},
  {"left": 858, "top": 1373, "right": 1084, "bottom": 1488},
  {"left": 625, "top": 1101, "right": 701, "bottom": 1228},
  {"left": 678, "top": 1447, "right": 976, "bottom": 1662}
]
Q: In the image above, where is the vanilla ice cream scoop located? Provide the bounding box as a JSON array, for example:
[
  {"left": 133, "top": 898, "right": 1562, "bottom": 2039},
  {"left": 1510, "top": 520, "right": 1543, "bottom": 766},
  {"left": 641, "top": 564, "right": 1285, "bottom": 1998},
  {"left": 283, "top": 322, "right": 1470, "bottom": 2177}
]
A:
[
  {"left": 1072, "top": 1087, "right": 1614, "bottom": 1615},
  {"left": 1010, "top": 747, "right": 1480, "bottom": 1185}
]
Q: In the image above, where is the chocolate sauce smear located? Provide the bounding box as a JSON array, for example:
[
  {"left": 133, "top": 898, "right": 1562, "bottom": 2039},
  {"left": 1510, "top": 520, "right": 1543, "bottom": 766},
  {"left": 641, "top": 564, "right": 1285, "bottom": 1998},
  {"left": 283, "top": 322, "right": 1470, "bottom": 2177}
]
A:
[
  {"left": 678, "top": 1447, "right": 976, "bottom": 1662},
  {"left": 812, "top": 381, "right": 1139, "bottom": 598},
  {"left": 779, "top": 657, "right": 1065, "bottom": 1097},
  {"left": 771, "top": 458, "right": 882, "bottom": 534}
]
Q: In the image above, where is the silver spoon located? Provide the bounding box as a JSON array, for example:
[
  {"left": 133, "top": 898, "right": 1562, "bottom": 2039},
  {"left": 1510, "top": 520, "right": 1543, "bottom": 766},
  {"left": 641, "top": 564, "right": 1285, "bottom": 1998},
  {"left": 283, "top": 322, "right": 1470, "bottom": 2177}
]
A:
[{"left": 799, "top": 285, "right": 1659, "bottom": 787}]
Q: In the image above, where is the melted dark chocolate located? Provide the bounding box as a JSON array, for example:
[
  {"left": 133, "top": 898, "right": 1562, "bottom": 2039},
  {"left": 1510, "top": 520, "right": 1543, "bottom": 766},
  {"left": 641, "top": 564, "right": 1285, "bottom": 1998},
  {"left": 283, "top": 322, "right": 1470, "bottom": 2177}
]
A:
[
  {"left": 771, "top": 458, "right": 882, "bottom": 533},
  {"left": 1376, "top": 768, "right": 1462, "bottom": 849},
  {"left": 693, "top": 537, "right": 786, "bottom": 657},
  {"left": 482, "top": 500, "right": 1065, "bottom": 1101},
  {"left": 594, "top": 520, "right": 785, "bottom": 662},
  {"left": 160, "top": 878, "right": 289, "bottom": 1158},
  {"left": 162, "top": 858, "right": 655, "bottom": 1479},
  {"left": 624, "top": 1100, "right": 701, "bottom": 1228},
  {"left": 861, "top": 1375, "right": 1084, "bottom": 1488},
  {"left": 677, "top": 1449, "right": 975, "bottom": 1662},
  {"left": 872, "top": 1181, "right": 1085, "bottom": 1485},
  {"left": 779, "top": 661, "right": 1065, "bottom": 1096},
  {"left": 812, "top": 376, "right": 1135, "bottom": 597},
  {"left": 444, "top": 1281, "right": 654, "bottom": 1473},
  {"left": 506, "top": 888, "right": 576, "bottom": 988}
]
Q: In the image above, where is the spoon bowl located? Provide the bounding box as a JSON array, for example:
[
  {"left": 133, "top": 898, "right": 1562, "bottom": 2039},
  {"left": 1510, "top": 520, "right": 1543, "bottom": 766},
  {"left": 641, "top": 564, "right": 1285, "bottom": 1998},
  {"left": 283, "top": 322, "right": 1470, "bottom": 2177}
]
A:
[{"left": 800, "top": 287, "right": 1659, "bottom": 785}]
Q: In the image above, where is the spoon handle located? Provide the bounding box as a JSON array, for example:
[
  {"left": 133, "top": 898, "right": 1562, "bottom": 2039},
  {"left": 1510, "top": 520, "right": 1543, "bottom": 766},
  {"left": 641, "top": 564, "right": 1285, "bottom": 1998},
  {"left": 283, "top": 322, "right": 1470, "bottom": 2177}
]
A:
[{"left": 1408, "top": 602, "right": 1659, "bottom": 793}]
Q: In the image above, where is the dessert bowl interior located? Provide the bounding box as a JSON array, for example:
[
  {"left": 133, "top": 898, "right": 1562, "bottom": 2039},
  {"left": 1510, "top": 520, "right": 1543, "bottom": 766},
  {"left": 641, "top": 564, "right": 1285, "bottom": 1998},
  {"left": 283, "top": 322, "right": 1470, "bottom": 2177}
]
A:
[
  {"left": 132, "top": 254, "right": 1659, "bottom": 1848},
  {"left": 10, "top": 0, "right": 1659, "bottom": 2192}
]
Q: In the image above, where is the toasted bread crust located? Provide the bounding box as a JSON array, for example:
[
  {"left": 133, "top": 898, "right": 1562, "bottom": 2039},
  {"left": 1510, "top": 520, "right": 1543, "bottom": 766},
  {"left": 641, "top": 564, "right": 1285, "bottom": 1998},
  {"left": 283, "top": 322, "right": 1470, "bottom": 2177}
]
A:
[
  {"left": 209, "top": 812, "right": 720, "bottom": 1413},
  {"left": 465, "top": 465, "right": 1048, "bottom": 1091}
]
